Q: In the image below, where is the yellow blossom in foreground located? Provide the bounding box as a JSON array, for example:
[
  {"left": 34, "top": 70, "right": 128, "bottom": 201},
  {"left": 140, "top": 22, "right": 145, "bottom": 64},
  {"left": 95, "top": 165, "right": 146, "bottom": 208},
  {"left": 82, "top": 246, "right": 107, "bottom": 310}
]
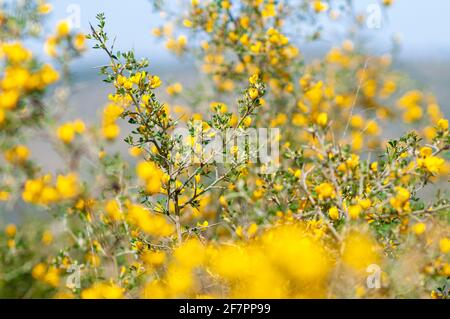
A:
[
  {"left": 81, "top": 283, "right": 123, "bottom": 299},
  {"left": 342, "top": 232, "right": 380, "bottom": 271},
  {"left": 141, "top": 250, "right": 166, "bottom": 268}
]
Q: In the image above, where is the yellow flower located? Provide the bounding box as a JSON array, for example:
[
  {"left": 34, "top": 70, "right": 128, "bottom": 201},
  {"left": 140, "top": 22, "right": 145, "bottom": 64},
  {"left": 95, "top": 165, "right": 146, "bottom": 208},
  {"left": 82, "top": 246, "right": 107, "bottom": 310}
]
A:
[
  {"left": 248, "top": 88, "right": 259, "bottom": 100},
  {"left": 81, "top": 283, "right": 123, "bottom": 299},
  {"left": 418, "top": 156, "right": 444, "bottom": 174},
  {"left": 166, "top": 82, "right": 183, "bottom": 95},
  {"left": 439, "top": 238, "right": 450, "bottom": 254},
  {"left": 32, "top": 263, "right": 47, "bottom": 280},
  {"left": 316, "top": 112, "right": 328, "bottom": 127},
  {"left": 74, "top": 33, "right": 86, "bottom": 51},
  {"left": 56, "top": 173, "right": 80, "bottom": 199},
  {"left": 313, "top": 1, "right": 328, "bottom": 13},
  {"left": 136, "top": 161, "right": 164, "bottom": 194},
  {"left": 56, "top": 21, "right": 70, "bottom": 38},
  {"left": 262, "top": 4, "right": 276, "bottom": 18},
  {"left": 249, "top": 74, "right": 259, "bottom": 84},
  {"left": 57, "top": 120, "right": 85, "bottom": 144},
  {"left": 41, "top": 230, "right": 53, "bottom": 245},
  {"left": 346, "top": 154, "right": 360, "bottom": 170},
  {"left": 395, "top": 186, "right": 410, "bottom": 202},
  {"left": 42, "top": 265, "right": 60, "bottom": 287},
  {"left": 149, "top": 75, "right": 162, "bottom": 89},
  {"left": 0, "top": 42, "right": 32, "bottom": 64},
  {"left": 129, "top": 146, "right": 143, "bottom": 157},
  {"left": 0, "top": 109, "right": 5, "bottom": 125},
  {"left": 389, "top": 187, "right": 411, "bottom": 213},
  {"left": 44, "top": 37, "right": 58, "bottom": 57},
  {"left": 102, "top": 124, "right": 120, "bottom": 140},
  {"left": 342, "top": 232, "right": 380, "bottom": 271},
  {"left": 350, "top": 115, "right": 364, "bottom": 129},
  {"left": 315, "top": 183, "right": 335, "bottom": 200},
  {"left": 141, "top": 250, "right": 166, "bottom": 268},
  {"left": 105, "top": 199, "right": 123, "bottom": 221},
  {"left": 348, "top": 205, "right": 361, "bottom": 219},
  {"left": 5, "top": 224, "right": 17, "bottom": 237},
  {"left": 0, "top": 90, "right": 20, "bottom": 110},
  {"left": 359, "top": 198, "right": 372, "bottom": 210},
  {"left": 4, "top": 145, "right": 30, "bottom": 164},
  {"left": 38, "top": 3, "right": 53, "bottom": 14},
  {"left": 242, "top": 116, "right": 252, "bottom": 127},
  {"left": 247, "top": 223, "right": 258, "bottom": 237},
  {"left": 57, "top": 124, "right": 75, "bottom": 143},
  {"left": 127, "top": 204, "right": 174, "bottom": 236},
  {"left": 411, "top": 223, "right": 426, "bottom": 235},
  {"left": 419, "top": 146, "right": 433, "bottom": 158},
  {"left": 328, "top": 206, "right": 339, "bottom": 220},
  {"left": 437, "top": 118, "right": 448, "bottom": 130},
  {"left": 210, "top": 102, "right": 228, "bottom": 113},
  {"left": 0, "top": 191, "right": 10, "bottom": 201}
]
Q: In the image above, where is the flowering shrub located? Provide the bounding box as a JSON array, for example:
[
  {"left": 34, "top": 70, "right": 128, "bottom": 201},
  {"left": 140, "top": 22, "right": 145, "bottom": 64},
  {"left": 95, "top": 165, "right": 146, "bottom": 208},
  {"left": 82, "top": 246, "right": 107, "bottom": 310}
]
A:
[{"left": 0, "top": 1, "right": 448, "bottom": 299}]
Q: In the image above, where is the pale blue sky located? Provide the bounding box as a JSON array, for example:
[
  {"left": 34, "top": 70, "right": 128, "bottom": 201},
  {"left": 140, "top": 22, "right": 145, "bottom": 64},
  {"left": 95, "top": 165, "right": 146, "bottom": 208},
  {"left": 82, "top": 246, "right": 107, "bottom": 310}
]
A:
[{"left": 30, "top": 0, "right": 450, "bottom": 63}]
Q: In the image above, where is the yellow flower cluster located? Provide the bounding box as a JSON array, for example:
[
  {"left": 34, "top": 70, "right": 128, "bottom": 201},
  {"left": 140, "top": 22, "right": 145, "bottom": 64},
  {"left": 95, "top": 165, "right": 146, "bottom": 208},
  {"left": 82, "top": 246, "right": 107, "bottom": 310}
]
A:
[
  {"left": 0, "top": 42, "right": 59, "bottom": 113},
  {"left": 45, "top": 21, "right": 86, "bottom": 57},
  {"left": 32, "top": 263, "right": 61, "bottom": 287},
  {"left": 136, "top": 161, "right": 165, "bottom": 195},
  {"left": 101, "top": 104, "right": 123, "bottom": 140},
  {"left": 389, "top": 186, "right": 411, "bottom": 214},
  {"left": 417, "top": 146, "right": 444, "bottom": 174},
  {"left": 127, "top": 204, "right": 174, "bottom": 237},
  {"left": 56, "top": 120, "right": 86, "bottom": 144},
  {"left": 315, "top": 182, "right": 335, "bottom": 200},
  {"left": 22, "top": 173, "right": 80, "bottom": 205},
  {"left": 142, "top": 224, "right": 384, "bottom": 298},
  {"left": 4, "top": 144, "right": 30, "bottom": 165}
]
